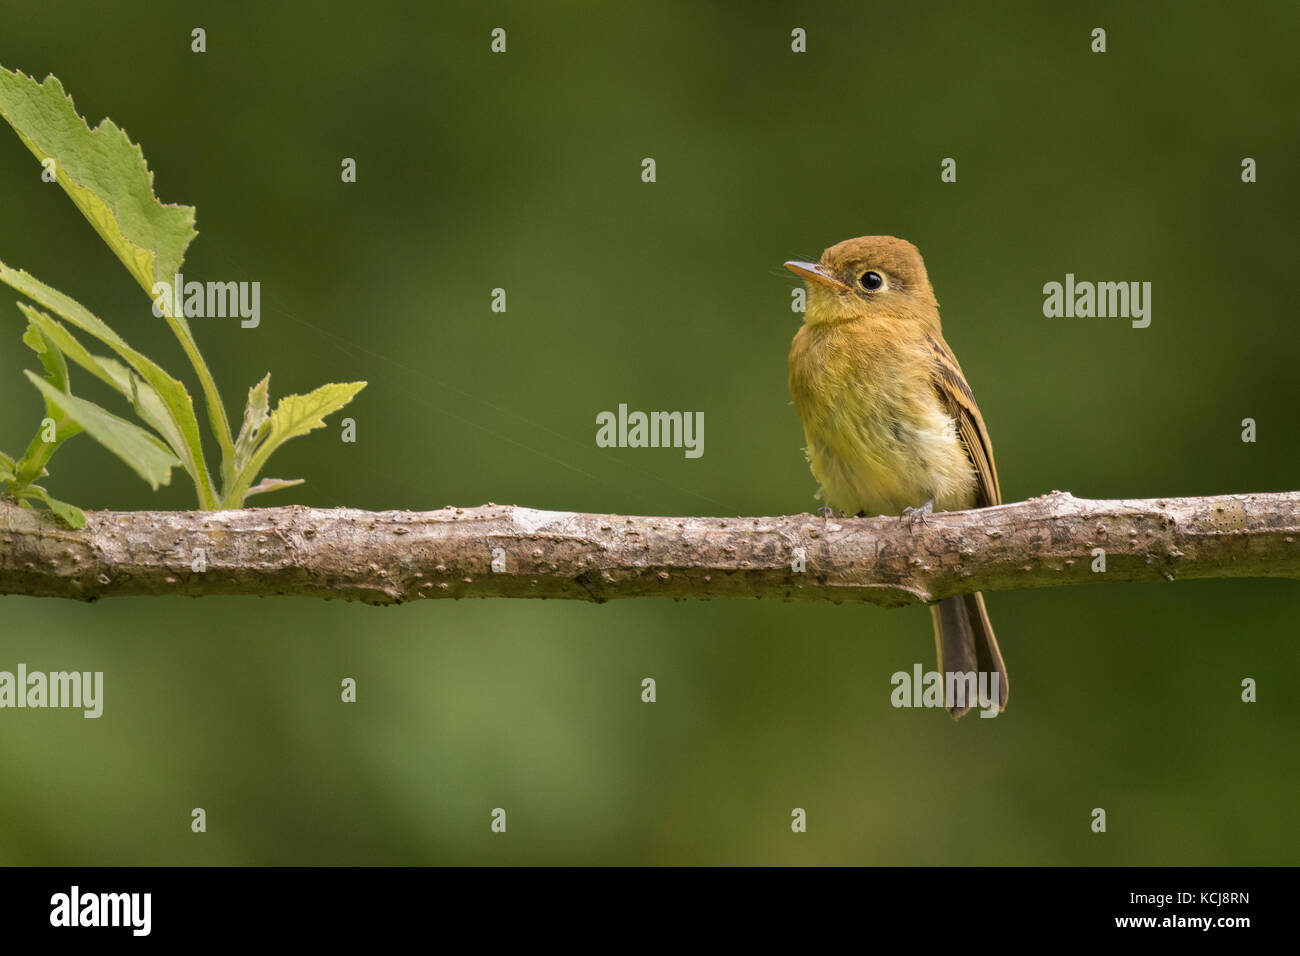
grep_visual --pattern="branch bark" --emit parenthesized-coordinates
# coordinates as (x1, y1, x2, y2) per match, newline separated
(1, 491, 1296, 605)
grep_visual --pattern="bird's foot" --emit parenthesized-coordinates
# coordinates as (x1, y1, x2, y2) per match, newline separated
(900, 498, 934, 532)
(816, 506, 842, 519)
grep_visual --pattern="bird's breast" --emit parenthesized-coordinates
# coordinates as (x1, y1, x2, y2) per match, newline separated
(788, 322, 975, 516)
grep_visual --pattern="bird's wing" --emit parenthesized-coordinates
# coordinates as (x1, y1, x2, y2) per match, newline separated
(927, 333, 1000, 507)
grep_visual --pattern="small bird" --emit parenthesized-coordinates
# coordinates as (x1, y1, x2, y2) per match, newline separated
(786, 236, 1007, 718)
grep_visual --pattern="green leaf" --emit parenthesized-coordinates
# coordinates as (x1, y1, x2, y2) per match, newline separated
(19, 303, 117, 391)
(224, 381, 365, 506)
(233, 373, 271, 474)
(0, 68, 233, 497)
(13, 313, 80, 489)
(21, 485, 86, 528)
(105, 357, 195, 476)
(266, 382, 366, 446)
(17, 304, 198, 484)
(0, 67, 196, 296)
(243, 477, 306, 499)
(26, 371, 179, 489)
(21, 318, 70, 391)
(1, 265, 215, 506)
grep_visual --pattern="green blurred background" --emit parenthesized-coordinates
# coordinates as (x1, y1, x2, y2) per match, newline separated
(1, 1, 1296, 864)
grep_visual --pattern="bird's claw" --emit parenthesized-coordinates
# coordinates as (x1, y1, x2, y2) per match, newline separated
(900, 499, 934, 532)
(816, 506, 841, 519)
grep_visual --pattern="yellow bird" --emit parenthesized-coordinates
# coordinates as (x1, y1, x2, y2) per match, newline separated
(786, 236, 1007, 718)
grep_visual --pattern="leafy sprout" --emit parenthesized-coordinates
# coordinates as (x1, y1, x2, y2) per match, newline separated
(0, 67, 364, 527)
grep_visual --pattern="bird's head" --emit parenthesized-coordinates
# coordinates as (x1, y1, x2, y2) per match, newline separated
(785, 235, 939, 327)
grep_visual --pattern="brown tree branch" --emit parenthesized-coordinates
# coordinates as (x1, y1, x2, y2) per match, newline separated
(0, 491, 1296, 605)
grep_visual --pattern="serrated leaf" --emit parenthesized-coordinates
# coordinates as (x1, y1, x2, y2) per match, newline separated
(0, 67, 196, 296)
(243, 477, 305, 499)
(224, 381, 365, 506)
(267, 382, 366, 446)
(1, 264, 215, 505)
(4, 261, 157, 360)
(21, 485, 86, 528)
(26, 372, 179, 489)
(234, 373, 271, 473)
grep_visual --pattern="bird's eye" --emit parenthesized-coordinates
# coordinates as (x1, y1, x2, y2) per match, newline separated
(860, 271, 884, 291)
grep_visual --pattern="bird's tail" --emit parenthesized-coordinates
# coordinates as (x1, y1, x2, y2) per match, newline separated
(931, 592, 1008, 719)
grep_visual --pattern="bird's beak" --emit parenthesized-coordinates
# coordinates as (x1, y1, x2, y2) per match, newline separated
(784, 260, 850, 292)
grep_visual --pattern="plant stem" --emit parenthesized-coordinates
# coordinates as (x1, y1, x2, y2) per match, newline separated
(160, 308, 234, 506)
(9, 413, 81, 494)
